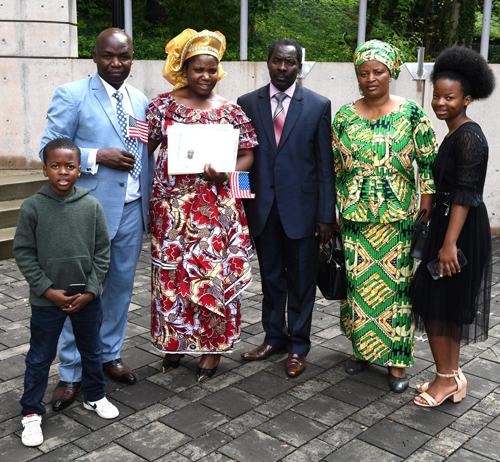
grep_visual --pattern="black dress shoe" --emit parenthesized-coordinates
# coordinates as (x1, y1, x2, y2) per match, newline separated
(345, 357, 369, 374)
(103, 358, 137, 384)
(388, 369, 409, 393)
(52, 381, 81, 412)
(162, 354, 184, 373)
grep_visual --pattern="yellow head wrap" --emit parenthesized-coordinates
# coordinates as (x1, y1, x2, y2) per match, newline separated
(162, 29, 227, 90)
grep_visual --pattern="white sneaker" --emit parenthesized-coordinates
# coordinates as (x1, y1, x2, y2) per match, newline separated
(83, 396, 119, 419)
(21, 414, 43, 447)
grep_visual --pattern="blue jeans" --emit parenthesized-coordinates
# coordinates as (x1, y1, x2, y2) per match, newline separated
(20, 296, 105, 416)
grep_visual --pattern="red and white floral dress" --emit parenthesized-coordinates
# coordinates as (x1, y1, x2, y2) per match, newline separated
(147, 93, 258, 354)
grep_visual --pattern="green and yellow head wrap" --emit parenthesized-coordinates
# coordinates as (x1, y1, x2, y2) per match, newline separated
(353, 40, 406, 79)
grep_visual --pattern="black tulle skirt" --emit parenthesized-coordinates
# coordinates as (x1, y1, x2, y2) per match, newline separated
(412, 194, 491, 344)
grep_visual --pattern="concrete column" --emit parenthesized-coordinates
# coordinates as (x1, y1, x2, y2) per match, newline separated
(0, 0, 78, 58)
(0, 1, 78, 168)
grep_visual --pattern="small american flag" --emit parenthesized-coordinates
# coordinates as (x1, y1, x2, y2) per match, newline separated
(127, 115, 148, 144)
(230, 172, 255, 199)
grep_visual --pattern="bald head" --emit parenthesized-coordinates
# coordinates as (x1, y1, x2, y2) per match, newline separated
(93, 28, 134, 90)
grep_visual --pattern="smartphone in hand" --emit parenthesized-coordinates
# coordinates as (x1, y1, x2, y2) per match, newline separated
(427, 249, 468, 280)
(64, 284, 86, 296)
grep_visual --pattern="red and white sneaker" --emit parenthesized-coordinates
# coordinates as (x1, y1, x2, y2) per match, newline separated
(21, 414, 43, 446)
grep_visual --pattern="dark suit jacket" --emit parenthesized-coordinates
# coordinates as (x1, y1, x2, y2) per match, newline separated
(237, 84, 336, 239)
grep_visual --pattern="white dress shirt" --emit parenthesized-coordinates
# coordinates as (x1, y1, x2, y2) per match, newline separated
(269, 82, 296, 117)
(86, 76, 141, 203)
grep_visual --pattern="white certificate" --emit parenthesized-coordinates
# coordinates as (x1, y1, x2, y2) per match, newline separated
(168, 124, 239, 175)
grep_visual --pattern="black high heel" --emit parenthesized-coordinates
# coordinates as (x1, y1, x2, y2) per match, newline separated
(162, 354, 183, 373)
(196, 355, 220, 382)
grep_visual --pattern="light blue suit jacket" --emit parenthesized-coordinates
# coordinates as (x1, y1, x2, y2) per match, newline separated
(40, 74, 154, 239)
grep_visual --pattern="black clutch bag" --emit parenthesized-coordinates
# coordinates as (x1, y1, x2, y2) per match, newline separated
(317, 231, 347, 300)
(409, 209, 429, 260)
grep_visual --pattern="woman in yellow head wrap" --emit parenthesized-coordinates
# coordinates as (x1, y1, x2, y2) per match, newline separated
(147, 29, 258, 382)
(332, 40, 438, 392)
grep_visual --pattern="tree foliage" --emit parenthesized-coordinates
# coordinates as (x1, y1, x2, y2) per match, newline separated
(76, 0, 500, 62)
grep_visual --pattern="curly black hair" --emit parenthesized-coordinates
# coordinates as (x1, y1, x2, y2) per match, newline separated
(431, 46, 496, 100)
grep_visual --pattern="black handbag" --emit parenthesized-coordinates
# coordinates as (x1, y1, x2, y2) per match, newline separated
(317, 231, 347, 300)
(410, 150, 450, 260)
(409, 208, 429, 260)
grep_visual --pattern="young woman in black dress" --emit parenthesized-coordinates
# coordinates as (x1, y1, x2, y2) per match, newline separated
(413, 46, 496, 407)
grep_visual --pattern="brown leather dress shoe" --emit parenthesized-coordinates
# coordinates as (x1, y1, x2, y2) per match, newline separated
(103, 359, 137, 384)
(286, 354, 306, 377)
(241, 343, 285, 361)
(52, 381, 81, 412)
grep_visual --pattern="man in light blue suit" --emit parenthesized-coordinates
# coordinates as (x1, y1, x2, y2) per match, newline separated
(39, 28, 154, 411)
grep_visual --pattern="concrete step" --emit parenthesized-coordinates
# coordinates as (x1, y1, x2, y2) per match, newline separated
(0, 171, 47, 201)
(0, 199, 25, 229)
(0, 227, 15, 260)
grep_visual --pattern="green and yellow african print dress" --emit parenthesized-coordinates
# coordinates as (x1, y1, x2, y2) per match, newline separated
(332, 99, 437, 367)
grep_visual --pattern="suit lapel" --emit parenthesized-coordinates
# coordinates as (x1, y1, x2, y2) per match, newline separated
(91, 74, 126, 149)
(278, 84, 304, 150)
(127, 87, 147, 153)
(257, 85, 277, 153)
(127, 87, 146, 124)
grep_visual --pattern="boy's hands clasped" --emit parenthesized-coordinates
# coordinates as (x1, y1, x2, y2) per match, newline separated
(43, 288, 95, 313)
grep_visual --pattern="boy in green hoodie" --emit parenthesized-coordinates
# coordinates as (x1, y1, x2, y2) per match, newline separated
(13, 138, 119, 447)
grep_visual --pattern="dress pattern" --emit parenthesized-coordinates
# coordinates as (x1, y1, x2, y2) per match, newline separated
(333, 99, 437, 367)
(340, 218, 415, 366)
(333, 100, 436, 223)
(148, 93, 258, 353)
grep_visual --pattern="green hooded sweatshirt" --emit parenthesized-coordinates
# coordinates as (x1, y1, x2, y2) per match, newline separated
(13, 186, 110, 306)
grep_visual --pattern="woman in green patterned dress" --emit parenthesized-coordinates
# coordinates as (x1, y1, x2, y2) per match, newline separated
(332, 40, 438, 392)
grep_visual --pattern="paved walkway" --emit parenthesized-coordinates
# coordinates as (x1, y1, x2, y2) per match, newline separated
(1, 237, 500, 462)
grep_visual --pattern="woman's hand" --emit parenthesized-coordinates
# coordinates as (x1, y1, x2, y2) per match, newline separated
(437, 243, 460, 277)
(203, 163, 228, 183)
(437, 204, 469, 277)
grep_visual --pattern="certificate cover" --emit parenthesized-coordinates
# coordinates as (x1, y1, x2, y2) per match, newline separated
(168, 124, 239, 175)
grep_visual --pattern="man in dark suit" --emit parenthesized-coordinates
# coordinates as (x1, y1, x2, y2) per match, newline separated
(40, 28, 155, 409)
(237, 39, 336, 377)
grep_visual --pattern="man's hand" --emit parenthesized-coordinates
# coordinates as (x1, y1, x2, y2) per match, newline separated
(315, 222, 334, 245)
(62, 292, 95, 313)
(97, 148, 136, 171)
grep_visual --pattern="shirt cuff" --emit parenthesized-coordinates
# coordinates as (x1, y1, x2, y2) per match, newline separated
(86, 149, 99, 174)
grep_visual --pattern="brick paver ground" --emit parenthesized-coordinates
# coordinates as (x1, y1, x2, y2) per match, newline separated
(1, 237, 500, 461)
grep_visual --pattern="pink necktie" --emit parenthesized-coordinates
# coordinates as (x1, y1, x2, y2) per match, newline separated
(273, 93, 287, 147)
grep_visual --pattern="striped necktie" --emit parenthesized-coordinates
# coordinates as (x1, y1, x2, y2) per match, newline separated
(112, 91, 142, 179)
(273, 92, 287, 147)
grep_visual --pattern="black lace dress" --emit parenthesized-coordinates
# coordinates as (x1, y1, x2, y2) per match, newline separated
(413, 122, 491, 343)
